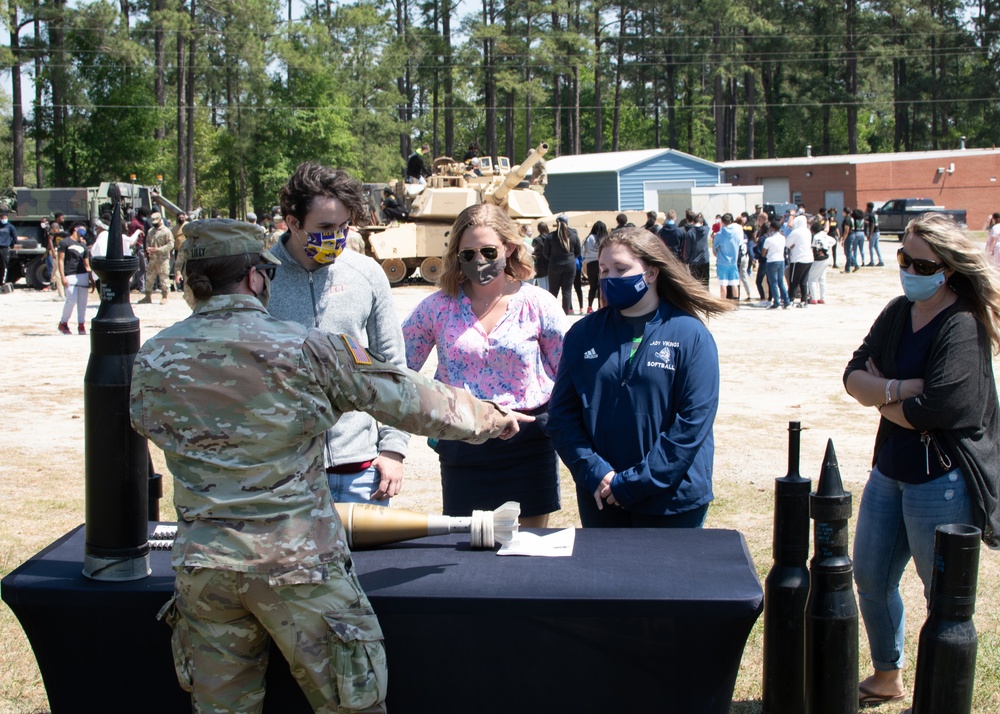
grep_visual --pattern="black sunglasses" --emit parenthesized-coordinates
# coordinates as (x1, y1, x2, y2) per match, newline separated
(458, 246, 500, 263)
(896, 248, 944, 276)
(253, 263, 277, 281)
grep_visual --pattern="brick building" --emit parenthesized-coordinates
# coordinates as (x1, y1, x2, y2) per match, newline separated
(721, 147, 1000, 230)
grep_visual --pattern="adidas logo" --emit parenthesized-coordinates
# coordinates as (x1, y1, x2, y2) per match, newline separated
(583, 348, 598, 359)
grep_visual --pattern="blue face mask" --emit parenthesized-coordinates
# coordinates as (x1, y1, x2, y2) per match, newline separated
(899, 268, 947, 302)
(600, 272, 649, 310)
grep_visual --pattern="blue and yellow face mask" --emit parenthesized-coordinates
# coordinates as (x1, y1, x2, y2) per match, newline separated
(303, 228, 348, 265)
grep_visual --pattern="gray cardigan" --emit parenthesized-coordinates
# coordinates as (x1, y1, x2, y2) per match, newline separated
(844, 295, 1000, 547)
(268, 237, 410, 467)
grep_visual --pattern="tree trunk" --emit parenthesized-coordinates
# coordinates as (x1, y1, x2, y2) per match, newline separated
(9, 5, 24, 186)
(666, 51, 676, 150)
(745, 66, 755, 160)
(712, 21, 724, 162)
(154, 0, 166, 141)
(443, 0, 453, 157)
(34, 11, 43, 187)
(845, 0, 858, 153)
(177, 13, 187, 208)
(612, 5, 625, 152)
(50, 0, 69, 186)
(396, 0, 409, 164)
(186, 0, 197, 208)
(593, 7, 602, 153)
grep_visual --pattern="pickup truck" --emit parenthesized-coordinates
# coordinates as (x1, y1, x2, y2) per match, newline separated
(874, 198, 967, 237)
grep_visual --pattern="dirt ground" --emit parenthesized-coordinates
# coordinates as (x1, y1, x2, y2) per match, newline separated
(2, 253, 999, 712)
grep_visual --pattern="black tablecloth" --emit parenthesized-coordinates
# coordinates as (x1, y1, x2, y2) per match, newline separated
(2, 525, 762, 713)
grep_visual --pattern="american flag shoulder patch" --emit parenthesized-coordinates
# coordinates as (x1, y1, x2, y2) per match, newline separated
(340, 334, 372, 366)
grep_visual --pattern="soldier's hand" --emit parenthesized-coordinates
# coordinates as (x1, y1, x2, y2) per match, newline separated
(497, 411, 534, 440)
(371, 451, 403, 500)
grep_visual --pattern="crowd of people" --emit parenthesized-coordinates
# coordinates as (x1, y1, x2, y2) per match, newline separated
(13, 157, 998, 711)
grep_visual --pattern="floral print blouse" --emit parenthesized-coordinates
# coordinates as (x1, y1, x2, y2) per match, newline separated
(402, 283, 567, 409)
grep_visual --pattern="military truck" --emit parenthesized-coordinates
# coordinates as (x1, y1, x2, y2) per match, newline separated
(1, 183, 187, 288)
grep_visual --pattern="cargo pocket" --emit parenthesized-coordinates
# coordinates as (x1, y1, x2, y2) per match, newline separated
(157, 596, 193, 693)
(322, 608, 388, 711)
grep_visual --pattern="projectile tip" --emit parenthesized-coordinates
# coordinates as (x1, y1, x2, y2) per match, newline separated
(817, 439, 845, 496)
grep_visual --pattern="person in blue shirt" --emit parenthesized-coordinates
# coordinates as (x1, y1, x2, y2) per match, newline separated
(548, 226, 732, 527)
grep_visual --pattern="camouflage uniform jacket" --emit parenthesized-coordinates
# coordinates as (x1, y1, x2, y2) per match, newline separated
(146, 224, 174, 261)
(129, 293, 511, 574)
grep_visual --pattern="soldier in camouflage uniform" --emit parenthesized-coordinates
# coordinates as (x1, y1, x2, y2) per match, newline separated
(129, 218, 527, 714)
(138, 211, 174, 303)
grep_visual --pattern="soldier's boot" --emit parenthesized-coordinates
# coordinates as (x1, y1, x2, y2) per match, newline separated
(137, 293, 153, 304)
(160, 291, 169, 304)
(58, 322, 71, 335)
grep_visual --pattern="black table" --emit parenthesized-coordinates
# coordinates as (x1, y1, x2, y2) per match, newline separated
(2, 525, 762, 713)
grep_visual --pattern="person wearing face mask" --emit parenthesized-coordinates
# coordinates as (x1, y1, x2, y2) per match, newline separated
(547, 227, 732, 528)
(844, 213, 1000, 706)
(138, 211, 174, 304)
(268, 162, 412, 508)
(131, 218, 530, 714)
(402, 203, 567, 527)
(56, 223, 91, 334)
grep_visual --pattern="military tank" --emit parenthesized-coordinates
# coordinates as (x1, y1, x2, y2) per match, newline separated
(363, 143, 553, 284)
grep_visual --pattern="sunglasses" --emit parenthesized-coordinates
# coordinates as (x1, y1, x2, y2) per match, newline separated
(458, 246, 500, 263)
(253, 263, 277, 281)
(896, 248, 944, 276)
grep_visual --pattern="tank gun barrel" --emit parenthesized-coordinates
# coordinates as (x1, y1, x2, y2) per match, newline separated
(492, 142, 548, 203)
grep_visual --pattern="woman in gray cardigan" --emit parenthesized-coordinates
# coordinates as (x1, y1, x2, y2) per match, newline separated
(844, 213, 1000, 705)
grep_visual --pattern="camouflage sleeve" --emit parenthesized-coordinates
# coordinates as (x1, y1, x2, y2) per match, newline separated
(302, 330, 510, 444)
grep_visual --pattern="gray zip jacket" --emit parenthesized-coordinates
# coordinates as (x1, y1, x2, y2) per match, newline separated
(268, 236, 410, 466)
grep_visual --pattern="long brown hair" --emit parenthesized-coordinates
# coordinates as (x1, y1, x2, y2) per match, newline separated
(599, 227, 732, 323)
(904, 213, 1000, 353)
(438, 204, 535, 297)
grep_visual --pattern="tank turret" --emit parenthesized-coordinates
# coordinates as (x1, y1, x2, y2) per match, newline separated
(361, 143, 554, 285)
(487, 143, 550, 207)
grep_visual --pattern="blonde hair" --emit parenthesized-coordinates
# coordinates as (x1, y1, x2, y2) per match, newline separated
(904, 213, 1000, 353)
(599, 227, 733, 323)
(438, 204, 535, 297)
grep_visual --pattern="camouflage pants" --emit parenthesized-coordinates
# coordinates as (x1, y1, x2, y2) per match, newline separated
(147, 256, 170, 296)
(159, 559, 388, 714)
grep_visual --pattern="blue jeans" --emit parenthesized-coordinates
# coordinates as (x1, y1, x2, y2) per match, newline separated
(765, 260, 789, 305)
(853, 465, 973, 671)
(853, 231, 866, 266)
(868, 231, 883, 265)
(843, 232, 857, 269)
(327, 464, 388, 506)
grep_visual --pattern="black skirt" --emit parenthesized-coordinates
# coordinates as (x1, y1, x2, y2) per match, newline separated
(435, 407, 560, 518)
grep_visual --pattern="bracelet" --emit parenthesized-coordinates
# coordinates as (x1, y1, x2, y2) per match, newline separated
(897, 379, 902, 402)
(885, 379, 895, 405)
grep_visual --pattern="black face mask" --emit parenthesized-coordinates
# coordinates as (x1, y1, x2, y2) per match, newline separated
(460, 254, 506, 286)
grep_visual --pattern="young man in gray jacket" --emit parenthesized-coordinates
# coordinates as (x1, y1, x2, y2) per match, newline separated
(268, 163, 410, 504)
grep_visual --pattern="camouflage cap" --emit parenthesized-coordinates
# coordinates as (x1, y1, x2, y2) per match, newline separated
(181, 218, 279, 265)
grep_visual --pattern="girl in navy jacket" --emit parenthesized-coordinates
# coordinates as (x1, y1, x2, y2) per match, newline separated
(548, 227, 732, 527)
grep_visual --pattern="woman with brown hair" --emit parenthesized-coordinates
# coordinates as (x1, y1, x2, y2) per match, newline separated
(548, 227, 732, 527)
(844, 213, 1000, 704)
(402, 203, 568, 527)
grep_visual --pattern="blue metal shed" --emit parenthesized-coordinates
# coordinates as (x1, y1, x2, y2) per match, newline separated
(545, 149, 721, 212)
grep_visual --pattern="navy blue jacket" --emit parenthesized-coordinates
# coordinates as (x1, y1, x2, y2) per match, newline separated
(548, 300, 719, 516)
(657, 222, 685, 258)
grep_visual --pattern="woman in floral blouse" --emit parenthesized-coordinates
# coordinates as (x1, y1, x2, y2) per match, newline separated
(402, 204, 567, 527)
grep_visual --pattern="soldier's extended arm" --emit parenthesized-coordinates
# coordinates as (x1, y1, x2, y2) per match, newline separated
(305, 331, 528, 444)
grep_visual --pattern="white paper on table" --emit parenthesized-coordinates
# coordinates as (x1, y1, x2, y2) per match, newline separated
(497, 527, 576, 557)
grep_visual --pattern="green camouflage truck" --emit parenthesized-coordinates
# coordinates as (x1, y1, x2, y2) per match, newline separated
(1, 183, 185, 288)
